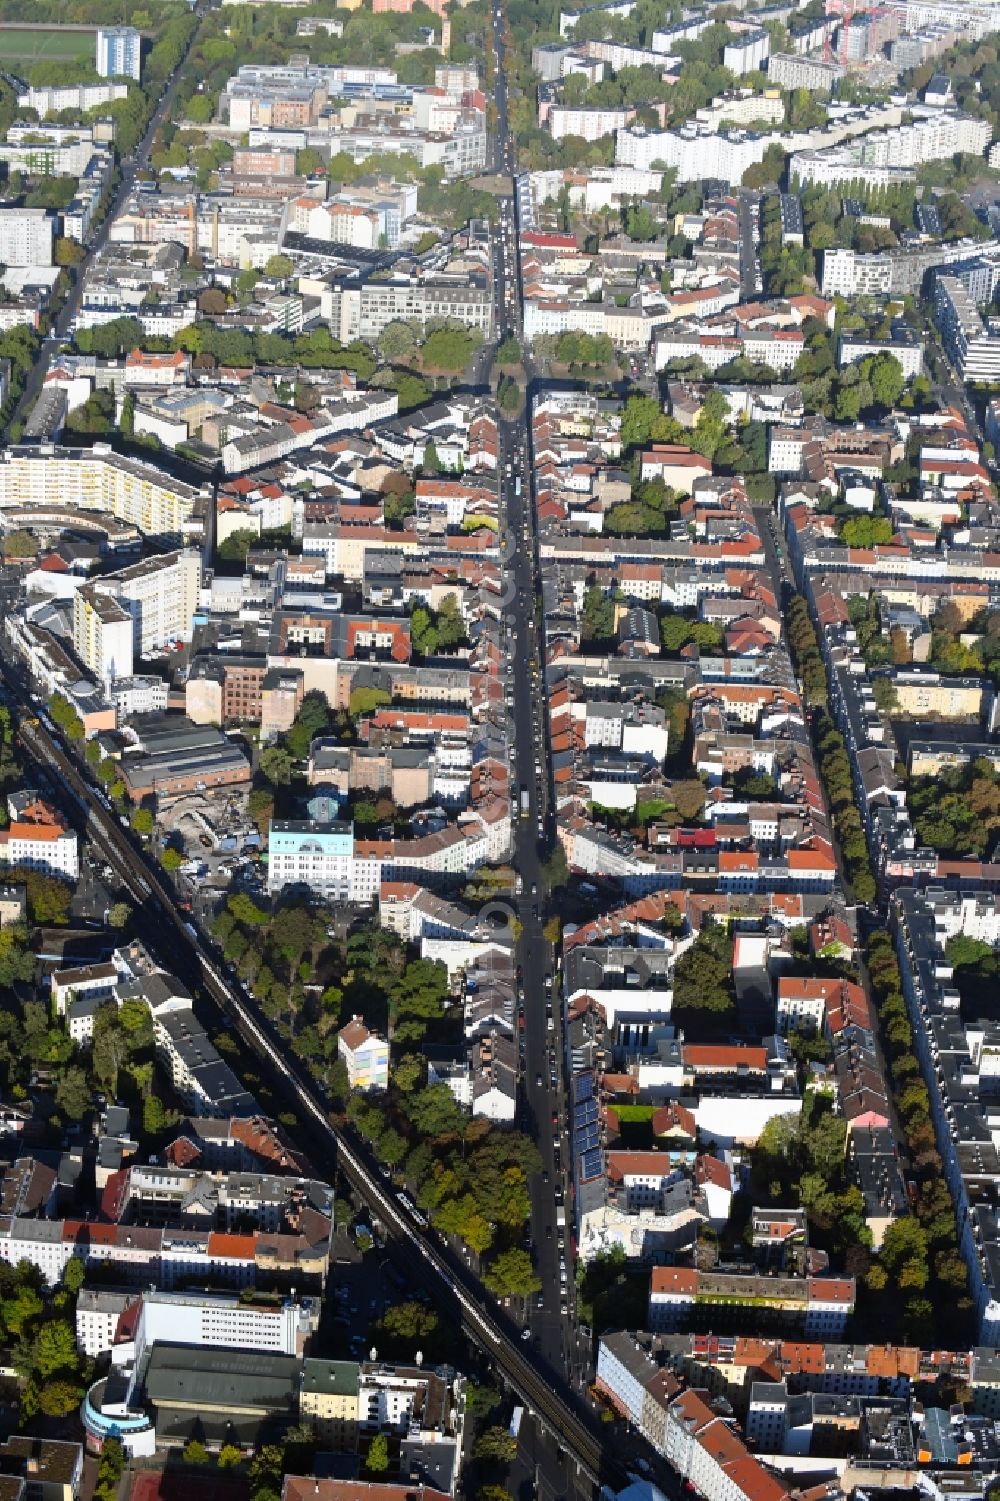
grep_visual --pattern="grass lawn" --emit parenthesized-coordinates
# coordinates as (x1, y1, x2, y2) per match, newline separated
(0, 26, 95, 62)
(612, 1104, 656, 1124)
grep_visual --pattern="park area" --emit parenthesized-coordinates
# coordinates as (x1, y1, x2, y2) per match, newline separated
(0, 24, 95, 63)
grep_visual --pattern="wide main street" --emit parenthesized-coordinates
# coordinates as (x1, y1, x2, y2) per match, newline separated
(486, 0, 595, 1385)
(0, 7, 624, 1491)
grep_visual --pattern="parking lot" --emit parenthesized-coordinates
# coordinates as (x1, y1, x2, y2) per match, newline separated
(322, 1225, 436, 1361)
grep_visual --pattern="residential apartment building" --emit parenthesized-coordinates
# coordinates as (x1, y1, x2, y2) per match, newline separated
(0, 1437, 82, 1501)
(109, 676, 169, 725)
(766, 53, 845, 90)
(96, 26, 141, 79)
(616, 125, 768, 185)
(0, 446, 208, 547)
(231, 146, 298, 177)
(72, 586, 134, 684)
(0, 1216, 329, 1291)
(791, 109, 991, 187)
(299, 1358, 465, 1455)
(0, 131, 98, 180)
(0, 798, 78, 881)
(724, 29, 770, 73)
(84, 550, 202, 660)
(337, 1017, 390, 1092)
(17, 82, 128, 113)
(0, 210, 53, 268)
(187, 656, 267, 728)
(547, 105, 635, 140)
(645, 1266, 846, 1338)
(325, 281, 493, 344)
(695, 90, 784, 132)
(838, 332, 924, 379)
(153, 1006, 258, 1119)
(820, 235, 988, 296)
(934, 272, 1000, 384)
(595, 1337, 780, 1501)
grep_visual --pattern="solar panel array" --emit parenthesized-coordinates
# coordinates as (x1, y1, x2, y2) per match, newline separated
(580, 1147, 603, 1182)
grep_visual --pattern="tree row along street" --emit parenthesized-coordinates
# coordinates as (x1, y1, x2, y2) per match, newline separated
(0, 311, 621, 1496)
(0, 1, 632, 1486)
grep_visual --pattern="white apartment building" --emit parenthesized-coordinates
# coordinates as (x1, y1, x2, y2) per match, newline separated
(409, 92, 472, 136)
(790, 149, 910, 189)
(133, 406, 188, 451)
(548, 106, 634, 141)
(695, 90, 784, 133)
(17, 82, 127, 113)
(0, 798, 78, 881)
(86, 550, 202, 659)
(767, 53, 845, 90)
(51, 961, 118, 1020)
(0, 136, 97, 179)
(0, 210, 53, 268)
(616, 125, 767, 185)
(523, 299, 609, 340)
(560, 0, 635, 35)
(838, 333, 923, 379)
(654, 326, 803, 373)
(73, 585, 134, 684)
(130, 1289, 314, 1359)
(792, 109, 991, 187)
(769, 426, 815, 474)
(328, 117, 488, 179)
(724, 29, 770, 74)
(583, 702, 671, 763)
(435, 64, 479, 93)
(583, 165, 665, 209)
(358, 1364, 450, 1431)
(76, 1289, 133, 1358)
(820, 236, 990, 296)
(288, 197, 389, 250)
(821, 247, 891, 297)
(935, 273, 1000, 384)
(96, 26, 141, 80)
(899, 0, 1000, 37)
(326, 280, 493, 344)
(583, 39, 664, 68)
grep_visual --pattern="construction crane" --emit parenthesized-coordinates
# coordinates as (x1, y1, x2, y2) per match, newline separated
(822, 0, 857, 65)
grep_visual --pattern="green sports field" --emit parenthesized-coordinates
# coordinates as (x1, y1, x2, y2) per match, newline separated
(0, 26, 96, 63)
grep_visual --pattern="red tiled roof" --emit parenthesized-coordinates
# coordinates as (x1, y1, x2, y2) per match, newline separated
(650, 1265, 699, 1296)
(684, 1045, 768, 1070)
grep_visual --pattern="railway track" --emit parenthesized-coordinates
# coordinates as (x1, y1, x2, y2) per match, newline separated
(15, 704, 615, 1491)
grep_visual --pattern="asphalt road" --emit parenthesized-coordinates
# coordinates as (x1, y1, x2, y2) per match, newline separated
(487, 6, 598, 1495)
(752, 502, 793, 603)
(737, 190, 760, 301)
(12, 14, 204, 428)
